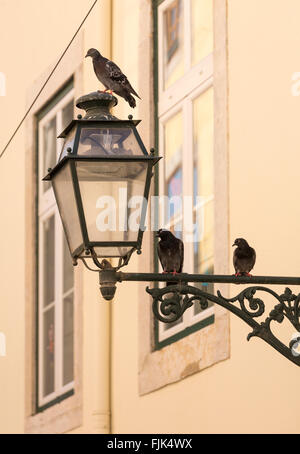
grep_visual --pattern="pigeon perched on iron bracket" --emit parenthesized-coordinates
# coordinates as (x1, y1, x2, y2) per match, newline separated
(232, 238, 256, 276)
(156, 229, 184, 286)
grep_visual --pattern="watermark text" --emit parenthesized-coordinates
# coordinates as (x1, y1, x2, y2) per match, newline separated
(0, 72, 5, 96)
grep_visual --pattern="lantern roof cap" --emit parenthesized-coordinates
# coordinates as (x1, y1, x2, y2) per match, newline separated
(58, 91, 141, 138)
(76, 91, 118, 120)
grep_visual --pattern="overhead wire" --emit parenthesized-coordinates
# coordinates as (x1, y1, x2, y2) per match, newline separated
(0, 0, 98, 160)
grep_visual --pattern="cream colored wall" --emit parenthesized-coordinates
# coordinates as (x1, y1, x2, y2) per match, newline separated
(109, 0, 300, 434)
(227, 0, 300, 432)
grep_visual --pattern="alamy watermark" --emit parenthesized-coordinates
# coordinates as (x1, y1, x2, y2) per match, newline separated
(0, 332, 6, 357)
(95, 192, 213, 242)
(0, 72, 5, 97)
(291, 72, 300, 96)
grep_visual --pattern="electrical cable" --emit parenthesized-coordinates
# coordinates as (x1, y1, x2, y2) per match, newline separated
(0, 0, 98, 160)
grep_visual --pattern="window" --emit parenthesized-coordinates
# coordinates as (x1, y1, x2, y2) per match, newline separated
(37, 84, 75, 408)
(165, 0, 181, 64)
(156, 0, 214, 346)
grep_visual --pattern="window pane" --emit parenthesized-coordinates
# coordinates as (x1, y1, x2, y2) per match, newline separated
(43, 215, 55, 307)
(63, 292, 74, 385)
(193, 88, 214, 313)
(43, 307, 55, 397)
(62, 100, 74, 130)
(63, 234, 74, 293)
(163, 0, 184, 89)
(43, 116, 57, 192)
(191, 0, 213, 66)
(193, 279, 214, 315)
(161, 108, 183, 335)
(164, 110, 183, 229)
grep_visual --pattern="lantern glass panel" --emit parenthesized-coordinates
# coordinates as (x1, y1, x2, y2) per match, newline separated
(93, 246, 134, 258)
(77, 126, 145, 156)
(52, 161, 83, 254)
(75, 160, 148, 245)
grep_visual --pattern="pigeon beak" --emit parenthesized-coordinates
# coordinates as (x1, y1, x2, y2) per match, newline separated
(85, 53, 89, 58)
(232, 242, 236, 247)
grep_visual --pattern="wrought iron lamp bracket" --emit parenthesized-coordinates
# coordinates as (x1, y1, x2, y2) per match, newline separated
(97, 270, 300, 366)
(76, 262, 300, 366)
(146, 282, 300, 367)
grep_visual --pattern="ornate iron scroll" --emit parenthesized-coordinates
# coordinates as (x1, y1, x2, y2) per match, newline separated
(146, 284, 300, 366)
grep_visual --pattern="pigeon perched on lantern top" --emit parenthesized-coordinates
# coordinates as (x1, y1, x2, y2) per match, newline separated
(85, 48, 141, 108)
(156, 229, 184, 286)
(232, 238, 256, 277)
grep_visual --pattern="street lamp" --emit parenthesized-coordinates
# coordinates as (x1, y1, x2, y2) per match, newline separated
(44, 92, 160, 272)
(43, 91, 300, 368)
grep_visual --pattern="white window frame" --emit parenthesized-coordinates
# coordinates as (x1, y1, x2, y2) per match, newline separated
(38, 88, 75, 407)
(157, 0, 214, 343)
(158, 0, 213, 116)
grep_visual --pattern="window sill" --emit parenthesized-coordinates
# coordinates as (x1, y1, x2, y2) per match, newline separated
(36, 388, 74, 413)
(25, 393, 82, 434)
(139, 300, 229, 395)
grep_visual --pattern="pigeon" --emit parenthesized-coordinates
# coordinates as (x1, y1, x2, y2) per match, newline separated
(232, 238, 256, 276)
(85, 48, 141, 108)
(156, 229, 184, 286)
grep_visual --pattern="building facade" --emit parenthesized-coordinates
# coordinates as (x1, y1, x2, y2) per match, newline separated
(0, 0, 299, 433)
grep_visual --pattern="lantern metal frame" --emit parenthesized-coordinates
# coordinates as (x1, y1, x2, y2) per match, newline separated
(43, 92, 161, 267)
(43, 155, 159, 265)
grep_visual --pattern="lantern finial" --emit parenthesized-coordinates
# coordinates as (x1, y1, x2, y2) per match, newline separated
(76, 91, 118, 121)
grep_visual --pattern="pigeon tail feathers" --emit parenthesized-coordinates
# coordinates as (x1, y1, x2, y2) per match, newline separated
(126, 94, 137, 108)
(130, 87, 141, 100)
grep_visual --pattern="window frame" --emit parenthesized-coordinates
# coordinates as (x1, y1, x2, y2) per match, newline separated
(155, 0, 214, 346)
(37, 85, 75, 410)
(158, 0, 213, 116)
(138, 0, 229, 397)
